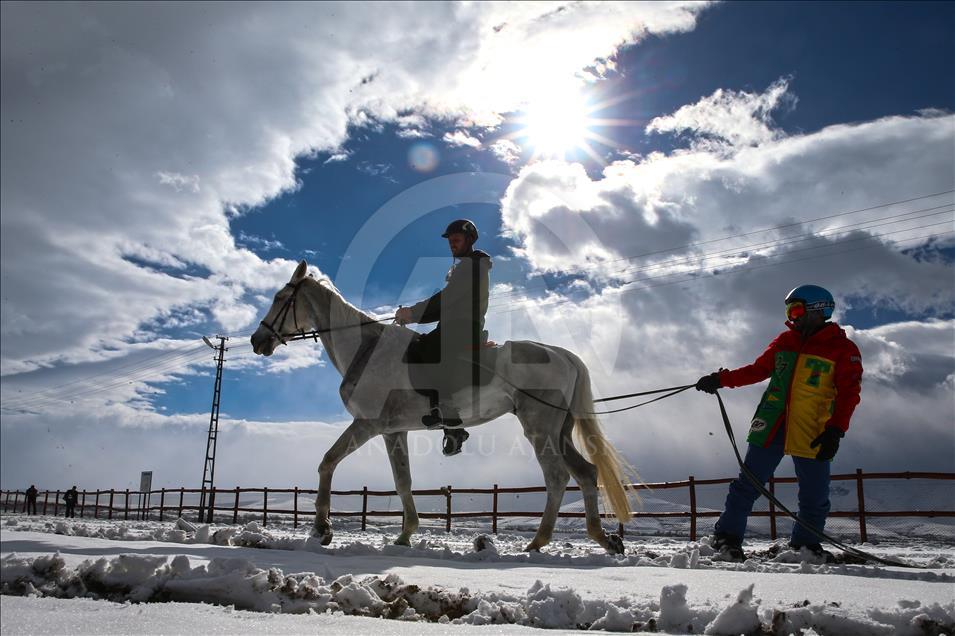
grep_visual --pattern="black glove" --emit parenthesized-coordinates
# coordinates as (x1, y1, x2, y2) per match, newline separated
(695, 371, 722, 394)
(810, 426, 844, 461)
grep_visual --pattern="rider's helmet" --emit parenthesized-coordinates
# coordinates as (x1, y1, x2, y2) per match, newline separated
(441, 219, 479, 243)
(785, 284, 835, 320)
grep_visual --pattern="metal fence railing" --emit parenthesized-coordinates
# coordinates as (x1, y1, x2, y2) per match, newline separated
(2, 470, 952, 543)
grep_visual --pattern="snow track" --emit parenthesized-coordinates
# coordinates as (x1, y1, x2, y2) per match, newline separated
(1, 515, 953, 634)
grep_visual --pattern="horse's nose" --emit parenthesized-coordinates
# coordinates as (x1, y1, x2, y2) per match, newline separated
(250, 331, 263, 354)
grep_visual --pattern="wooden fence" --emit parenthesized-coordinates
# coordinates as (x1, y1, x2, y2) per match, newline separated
(2, 470, 952, 542)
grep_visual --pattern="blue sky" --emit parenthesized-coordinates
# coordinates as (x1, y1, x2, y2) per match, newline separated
(1, 1, 953, 491)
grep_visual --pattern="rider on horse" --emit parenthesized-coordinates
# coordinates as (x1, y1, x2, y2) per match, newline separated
(395, 219, 492, 455)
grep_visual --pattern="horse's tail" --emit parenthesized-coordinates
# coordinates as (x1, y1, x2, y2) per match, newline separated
(565, 350, 636, 524)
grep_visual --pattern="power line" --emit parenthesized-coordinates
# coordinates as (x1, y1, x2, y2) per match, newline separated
(486, 202, 954, 303)
(385, 189, 954, 308)
(6, 190, 951, 409)
(582, 188, 954, 269)
(2, 342, 268, 412)
(0, 341, 204, 404)
(2, 348, 212, 411)
(487, 211, 954, 310)
(486, 226, 954, 317)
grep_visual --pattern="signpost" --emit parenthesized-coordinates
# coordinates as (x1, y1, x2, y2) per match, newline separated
(139, 471, 152, 520)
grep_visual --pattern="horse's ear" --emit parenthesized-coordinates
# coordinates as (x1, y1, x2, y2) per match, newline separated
(292, 259, 308, 282)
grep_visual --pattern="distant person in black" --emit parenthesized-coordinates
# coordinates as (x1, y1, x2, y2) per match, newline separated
(62, 486, 78, 518)
(25, 485, 38, 515)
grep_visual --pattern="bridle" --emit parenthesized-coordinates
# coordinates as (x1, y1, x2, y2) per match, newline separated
(258, 278, 396, 346)
(258, 279, 306, 346)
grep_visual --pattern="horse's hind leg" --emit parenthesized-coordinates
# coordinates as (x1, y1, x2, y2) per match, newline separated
(383, 431, 419, 546)
(314, 419, 377, 545)
(518, 407, 570, 552)
(561, 414, 624, 555)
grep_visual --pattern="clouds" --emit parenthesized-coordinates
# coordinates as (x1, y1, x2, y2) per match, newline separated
(646, 78, 795, 149)
(500, 106, 954, 319)
(489, 82, 954, 480)
(0, 1, 708, 379)
(500, 160, 699, 273)
(443, 131, 483, 149)
(2, 4, 951, 493)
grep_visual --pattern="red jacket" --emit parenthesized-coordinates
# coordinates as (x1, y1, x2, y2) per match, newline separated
(719, 323, 863, 457)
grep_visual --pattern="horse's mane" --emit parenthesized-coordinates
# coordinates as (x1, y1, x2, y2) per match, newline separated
(309, 273, 388, 335)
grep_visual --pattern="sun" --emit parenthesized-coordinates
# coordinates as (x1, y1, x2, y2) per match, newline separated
(505, 84, 634, 164)
(522, 91, 592, 157)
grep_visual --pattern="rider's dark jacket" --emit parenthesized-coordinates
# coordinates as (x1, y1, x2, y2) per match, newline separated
(408, 249, 492, 359)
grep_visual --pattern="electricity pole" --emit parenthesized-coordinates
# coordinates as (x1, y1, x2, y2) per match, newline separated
(198, 335, 228, 523)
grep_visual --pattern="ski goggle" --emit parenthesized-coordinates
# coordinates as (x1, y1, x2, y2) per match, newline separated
(786, 301, 806, 321)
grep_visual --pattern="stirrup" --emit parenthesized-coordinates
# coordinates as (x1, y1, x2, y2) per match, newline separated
(421, 405, 462, 429)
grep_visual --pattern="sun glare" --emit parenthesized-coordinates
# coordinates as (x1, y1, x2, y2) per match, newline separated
(522, 92, 591, 157)
(505, 84, 637, 164)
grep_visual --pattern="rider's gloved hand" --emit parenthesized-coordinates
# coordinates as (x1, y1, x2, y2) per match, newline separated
(695, 371, 722, 394)
(810, 426, 844, 461)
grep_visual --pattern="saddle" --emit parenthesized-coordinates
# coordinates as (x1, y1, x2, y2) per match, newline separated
(403, 331, 499, 395)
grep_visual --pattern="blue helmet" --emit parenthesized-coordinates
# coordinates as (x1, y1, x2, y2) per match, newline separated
(785, 285, 835, 319)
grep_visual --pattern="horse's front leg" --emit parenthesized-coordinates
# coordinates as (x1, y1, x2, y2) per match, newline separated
(384, 431, 419, 545)
(314, 419, 378, 545)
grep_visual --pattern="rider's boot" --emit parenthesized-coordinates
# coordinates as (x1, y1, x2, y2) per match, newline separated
(442, 428, 469, 456)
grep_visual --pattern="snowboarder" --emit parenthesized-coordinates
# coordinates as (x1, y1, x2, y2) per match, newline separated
(62, 486, 79, 518)
(24, 485, 38, 515)
(695, 285, 863, 562)
(396, 219, 492, 456)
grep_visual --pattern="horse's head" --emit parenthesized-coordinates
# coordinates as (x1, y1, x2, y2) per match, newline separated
(251, 259, 313, 356)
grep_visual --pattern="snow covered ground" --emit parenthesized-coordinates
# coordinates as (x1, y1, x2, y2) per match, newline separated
(1, 514, 953, 634)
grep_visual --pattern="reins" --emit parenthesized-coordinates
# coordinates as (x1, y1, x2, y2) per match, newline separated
(461, 356, 918, 568)
(259, 279, 394, 344)
(267, 304, 919, 568)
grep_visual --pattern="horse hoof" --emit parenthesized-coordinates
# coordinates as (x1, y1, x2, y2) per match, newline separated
(311, 525, 333, 545)
(523, 543, 541, 553)
(605, 533, 625, 555)
(393, 534, 411, 547)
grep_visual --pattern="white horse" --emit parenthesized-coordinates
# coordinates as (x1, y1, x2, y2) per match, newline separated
(250, 260, 633, 553)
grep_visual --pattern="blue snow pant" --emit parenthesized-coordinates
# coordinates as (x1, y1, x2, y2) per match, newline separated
(714, 428, 831, 546)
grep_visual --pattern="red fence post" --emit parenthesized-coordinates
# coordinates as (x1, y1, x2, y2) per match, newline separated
(80, 490, 86, 518)
(769, 476, 777, 540)
(262, 488, 268, 526)
(108, 490, 115, 520)
(856, 468, 868, 543)
(124, 489, 130, 520)
(492, 484, 499, 534)
(93, 490, 100, 518)
(445, 485, 452, 533)
(42, 491, 49, 516)
(361, 486, 368, 531)
(293, 487, 299, 528)
(178, 488, 184, 519)
(12, 491, 20, 514)
(53, 490, 60, 516)
(233, 488, 240, 525)
(159, 489, 166, 522)
(688, 476, 697, 542)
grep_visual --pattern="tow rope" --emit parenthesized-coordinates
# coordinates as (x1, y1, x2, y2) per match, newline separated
(286, 332, 920, 568)
(487, 369, 919, 568)
(712, 391, 918, 568)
